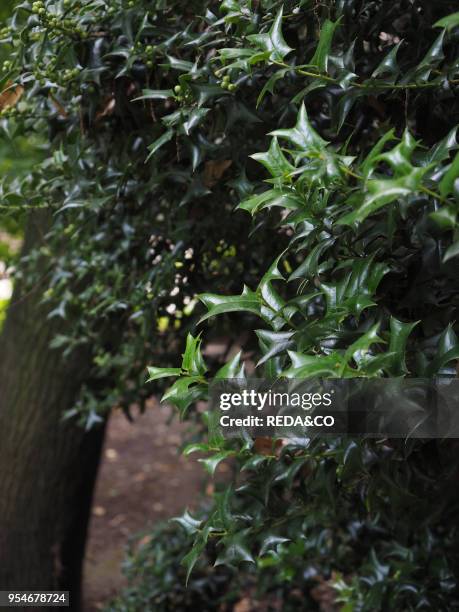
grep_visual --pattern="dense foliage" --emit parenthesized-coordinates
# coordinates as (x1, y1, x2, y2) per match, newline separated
(0, 0, 278, 424)
(146, 1, 459, 609)
(2, 0, 459, 609)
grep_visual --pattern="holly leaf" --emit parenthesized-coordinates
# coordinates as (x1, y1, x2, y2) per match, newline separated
(310, 19, 340, 72)
(247, 8, 293, 62)
(173, 510, 202, 535)
(198, 286, 261, 323)
(434, 12, 459, 29)
(146, 366, 182, 382)
(338, 167, 429, 225)
(251, 137, 295, 178)
(181, 333, 207, 376)
(270, 103, 327, 151)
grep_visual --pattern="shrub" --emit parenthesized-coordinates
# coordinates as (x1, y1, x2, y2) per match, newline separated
(146, 1, 459, 609)
(3, 0, 459, 608)
(1, 0, 278, 424)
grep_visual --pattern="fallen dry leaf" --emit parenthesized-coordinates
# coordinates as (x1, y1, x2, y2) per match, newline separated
(95, 97, 116, 121)
(310, 573, 340, 612)
(49, 93, 68, 118)
(254, 437, 283, 456)
(203, 159, 232, 188)
(0, 81, 24, 111)
(234, 598, 253, 612)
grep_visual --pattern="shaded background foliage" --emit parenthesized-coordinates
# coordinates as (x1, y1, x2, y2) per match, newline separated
(1, 0, 459, 610)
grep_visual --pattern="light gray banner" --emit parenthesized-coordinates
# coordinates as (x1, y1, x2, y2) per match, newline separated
(209, 378, 459, 439)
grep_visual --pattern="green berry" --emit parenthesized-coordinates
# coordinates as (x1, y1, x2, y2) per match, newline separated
(228, 83, 237, 92)
(174, 85, 181, 94)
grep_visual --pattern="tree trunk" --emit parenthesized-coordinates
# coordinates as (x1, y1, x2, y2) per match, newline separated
(0, 213, 106, 611)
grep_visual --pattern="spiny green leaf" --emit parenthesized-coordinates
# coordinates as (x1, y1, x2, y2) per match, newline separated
(434, 12, 459, 29)
(182, 538, 206, 585)
(173, 510, 202, 535)
(251, 137, 295, 178)
(247, 8, 293, 63)
(372, 41, 403, 78)
(388, 318, 419, 375)
(198, 286, 261, 323)
(161, 376, 206, 415)
(430, 208, 456, 230)
(215, 351, 245, 379)
(134, 88, 174, 101)
(270, 103, 327, 151)
(284, 352, 343, 378)
(439, 151, 459, 198)
(146, 129, 174, 161)
(343, 324, 382, 368)
(259, 535, 290, 556)
(215, 532, 255, 566)
(199, 450, 234, 476)
(361, 129, 397, 178)
(237, 189, 303, 215)
(146, 366, 182, 382)
(375, 130, 418, 176)
(443, 240, 459, 262)
(256, 329, 295, 366)
(427, 346, 459, 376)
(338, 167, 429, 225)
(181, 333, 207, 376)
(310, 19, 340, 72)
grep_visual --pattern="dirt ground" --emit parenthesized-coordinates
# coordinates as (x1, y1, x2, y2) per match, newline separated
(83, 399, 206, 611)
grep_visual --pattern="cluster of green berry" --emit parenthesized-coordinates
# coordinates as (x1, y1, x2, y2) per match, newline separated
(133, 41, 157, 68)
(62, 67, 80, 82)
(173, 84, 193, 103)
(30, 55, 80, 88)
(31, 1, 88, 39)
(218, 73, 237, 92)
(0, 26, 11, 39)
(0, 105, 25, 119)
(2, 60, 13, 73)
(31, 1, 46, 15)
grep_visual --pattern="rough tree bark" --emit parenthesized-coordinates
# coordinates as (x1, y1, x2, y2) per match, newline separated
(0, 212, 106, 611)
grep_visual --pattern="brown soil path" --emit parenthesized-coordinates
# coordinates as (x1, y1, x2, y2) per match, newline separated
(83, 399, 205, 611)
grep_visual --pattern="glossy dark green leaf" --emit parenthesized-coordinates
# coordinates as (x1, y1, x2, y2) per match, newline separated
(173, 510, 202, 535)
(388, 318, 419, 375)
(198, 286, 261, 323)
(247, 8, 293, 63)
(310, 19, 340, 72)
(434, 12, 459, 29)
(439, 151, 459, 197)
(270, 104, 327, 151)
(251, 138, 295, 178)
(199, 450, 234, 476)
(146, 366, 181, 382)
(338, 168, 428, 225)
(181, 333, 207, 375)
